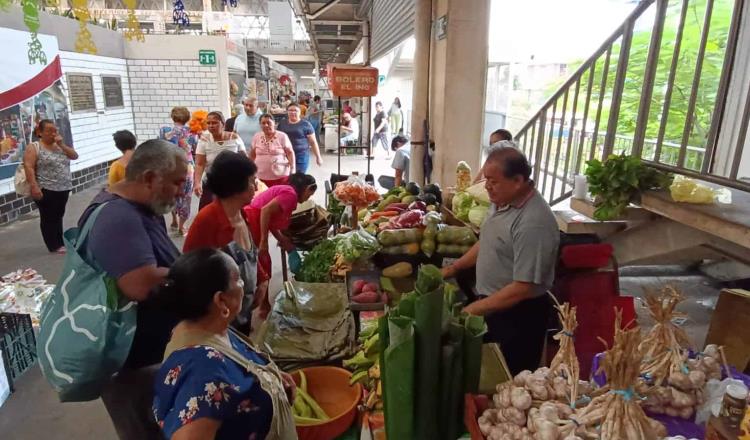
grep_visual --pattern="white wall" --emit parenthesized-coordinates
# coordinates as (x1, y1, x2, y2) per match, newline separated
(128, 59, 221, 141)
(125, 35, 230, 129)
(0, 51, 135, 197)
(60, 52, 136, 172)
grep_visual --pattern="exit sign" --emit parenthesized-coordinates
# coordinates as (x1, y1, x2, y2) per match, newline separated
(198, 50, 216, 65)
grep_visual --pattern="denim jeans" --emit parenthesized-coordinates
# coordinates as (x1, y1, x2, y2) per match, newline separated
(295, 150, 310, 173)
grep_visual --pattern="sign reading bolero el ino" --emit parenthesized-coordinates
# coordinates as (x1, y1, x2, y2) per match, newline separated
(326, 64, 379, 98)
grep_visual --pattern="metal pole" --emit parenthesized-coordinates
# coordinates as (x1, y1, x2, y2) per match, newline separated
(337, 96, 342, 175)
(677, 0, 715, 168)
(632, 0, 667, 157)
(603, 19, 635, 156)
(654, 0, 690, 164)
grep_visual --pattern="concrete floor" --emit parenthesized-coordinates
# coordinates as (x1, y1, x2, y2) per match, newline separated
(0, 150, 724, 439)
(0, 151, 392, 440)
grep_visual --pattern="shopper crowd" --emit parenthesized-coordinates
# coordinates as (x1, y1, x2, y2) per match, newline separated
(25, 92, 560, 440)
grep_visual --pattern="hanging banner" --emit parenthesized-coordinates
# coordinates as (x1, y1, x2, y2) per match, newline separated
(122, 0, 144, 42)
(70, 0, 97, 54)
(21, 0, 47, 64)
(0, 28, 72, 180)
(326, 64, 379, 98)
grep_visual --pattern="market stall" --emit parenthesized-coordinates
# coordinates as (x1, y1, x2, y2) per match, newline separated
(252, 153, 750, 440)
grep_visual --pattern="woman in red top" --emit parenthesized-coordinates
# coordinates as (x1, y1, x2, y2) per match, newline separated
(183, 151, 258, 253)
(244, 172, 317, 318)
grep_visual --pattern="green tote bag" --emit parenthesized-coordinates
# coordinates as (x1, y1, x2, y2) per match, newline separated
(37, 203, 137, 402)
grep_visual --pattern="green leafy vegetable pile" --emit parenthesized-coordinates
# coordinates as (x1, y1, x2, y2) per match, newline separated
(585, 154, 672, 220)
(296, 239, 338, 283)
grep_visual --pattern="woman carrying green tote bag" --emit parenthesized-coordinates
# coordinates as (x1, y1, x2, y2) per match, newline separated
(37, 203, 138, 402)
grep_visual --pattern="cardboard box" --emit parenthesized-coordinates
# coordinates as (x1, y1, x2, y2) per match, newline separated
(705, 289, 750, 371)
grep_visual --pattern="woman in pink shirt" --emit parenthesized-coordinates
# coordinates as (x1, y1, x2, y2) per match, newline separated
(244, 172, 317, 318)
(250, 114, 296, 187)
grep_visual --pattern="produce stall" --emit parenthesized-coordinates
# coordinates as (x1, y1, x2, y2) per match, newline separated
(258, 162, 750, 439)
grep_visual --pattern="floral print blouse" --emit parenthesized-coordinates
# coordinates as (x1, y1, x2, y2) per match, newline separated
(153, 332, 274, 439)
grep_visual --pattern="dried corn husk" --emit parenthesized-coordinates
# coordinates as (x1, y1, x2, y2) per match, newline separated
(549, 303, 581, 406)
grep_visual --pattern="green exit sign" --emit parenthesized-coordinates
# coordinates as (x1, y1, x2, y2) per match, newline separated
(198, 50, 216, 65)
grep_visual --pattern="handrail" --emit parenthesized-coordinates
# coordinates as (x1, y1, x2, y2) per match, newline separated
(515, 0, 655, 137)
(511, 0, 749, 205)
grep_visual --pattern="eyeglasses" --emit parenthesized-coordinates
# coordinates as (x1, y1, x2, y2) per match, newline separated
(308, 183, 317, 193)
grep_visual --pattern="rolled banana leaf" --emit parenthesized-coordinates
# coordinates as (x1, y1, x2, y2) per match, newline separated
(413, 286, 443, 440)
(463, 314, 488, 394)
(383, 315, 415, 440)
(439, 321, 464, 440)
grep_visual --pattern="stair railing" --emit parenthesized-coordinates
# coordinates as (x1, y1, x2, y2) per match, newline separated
(512, 0, 748, 206)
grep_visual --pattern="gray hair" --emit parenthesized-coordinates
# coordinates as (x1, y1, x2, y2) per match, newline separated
(243, 96, 258, 104)
(485, 142, 532, 181)
(125, 139, 186, 182)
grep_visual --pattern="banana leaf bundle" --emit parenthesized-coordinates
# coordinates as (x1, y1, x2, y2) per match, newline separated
(379, 265, 488, 440)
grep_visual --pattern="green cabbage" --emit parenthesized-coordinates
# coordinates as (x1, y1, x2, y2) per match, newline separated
(466, 182, 490, 205)
(452, 191, 473, 221)
(468, 203, 489, 227)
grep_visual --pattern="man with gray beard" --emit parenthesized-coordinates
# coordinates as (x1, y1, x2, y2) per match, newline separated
(77, 139, 188, 439)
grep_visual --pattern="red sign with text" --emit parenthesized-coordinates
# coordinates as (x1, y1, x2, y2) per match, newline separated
(326, 64, 379, 98)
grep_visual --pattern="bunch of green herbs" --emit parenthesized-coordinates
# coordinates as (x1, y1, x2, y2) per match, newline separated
(585, 153, 672, 220)
(296, 239, 338, 283)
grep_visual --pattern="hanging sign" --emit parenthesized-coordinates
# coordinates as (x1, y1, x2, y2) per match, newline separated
(70, 0, 97, 54)
(326, 64, 379, 98)
(198, 49, 216, 65)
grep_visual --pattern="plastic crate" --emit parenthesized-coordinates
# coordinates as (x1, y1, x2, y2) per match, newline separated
(0, 313, 37, 391)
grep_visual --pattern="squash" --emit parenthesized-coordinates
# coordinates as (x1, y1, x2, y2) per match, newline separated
(382, 262, 413, 278)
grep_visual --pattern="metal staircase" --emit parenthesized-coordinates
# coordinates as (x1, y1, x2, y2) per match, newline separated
(512, 0, 748, 207)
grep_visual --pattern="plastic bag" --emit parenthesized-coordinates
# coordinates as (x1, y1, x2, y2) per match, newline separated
(695, 378, 746, 425)
(670, 176, 732, 204)
(333, 175, 380, 207)
(258, 281, 355, 366)
(335, 228, 381, 262)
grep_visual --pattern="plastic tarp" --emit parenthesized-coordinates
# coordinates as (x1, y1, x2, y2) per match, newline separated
(258, 281, 355, 369)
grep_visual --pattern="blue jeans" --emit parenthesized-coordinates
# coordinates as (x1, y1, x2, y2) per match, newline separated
(295, 150, 310, 174)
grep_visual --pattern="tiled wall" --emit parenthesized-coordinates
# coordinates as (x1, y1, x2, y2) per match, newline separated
(0, 160, 111, 225)
(0, 51, 134, 224)
(127, 59, 221, 141)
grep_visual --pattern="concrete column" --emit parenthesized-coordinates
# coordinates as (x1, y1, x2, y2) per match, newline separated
(428, 0, 490, 187)
(362, 19, 372, 158)
(409, 0, 433, 184)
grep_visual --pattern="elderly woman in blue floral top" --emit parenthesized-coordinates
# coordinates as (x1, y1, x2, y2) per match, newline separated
(152, 248, 298, 440)
(160, 106, 196, 236)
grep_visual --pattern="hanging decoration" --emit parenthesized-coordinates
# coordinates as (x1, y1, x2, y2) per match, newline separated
(22, 0, 47, 64)
(70, 0, 98, 54)
(122, 0, 144, 42)
(221, 0, 238, 7)
(173, 0, 190, 27)
(279, 74, 291, 86)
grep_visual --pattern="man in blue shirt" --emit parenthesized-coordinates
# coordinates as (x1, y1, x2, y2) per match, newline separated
(233, 97, 262, 152)
(79, 139, 188, 439)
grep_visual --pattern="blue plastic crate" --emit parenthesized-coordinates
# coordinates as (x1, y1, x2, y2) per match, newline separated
(0, 313, 37, 392)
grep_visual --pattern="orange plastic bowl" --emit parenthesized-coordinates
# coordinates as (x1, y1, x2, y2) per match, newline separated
(291, 366, 362, 440)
